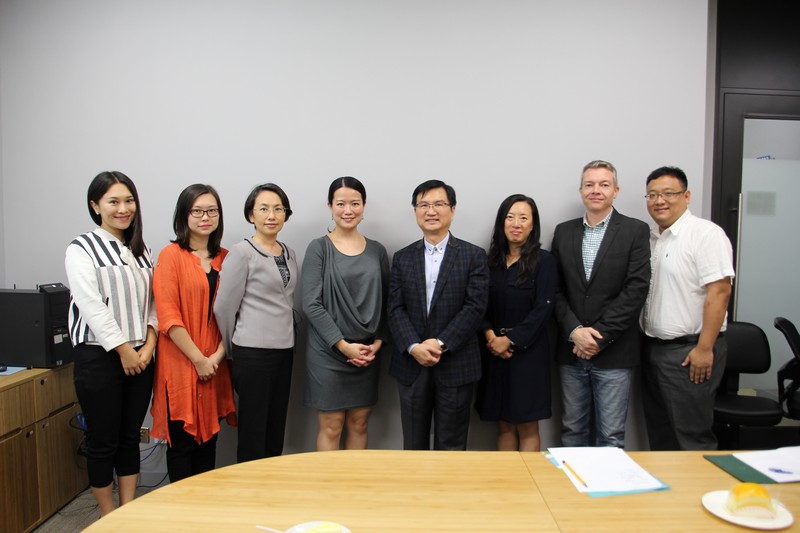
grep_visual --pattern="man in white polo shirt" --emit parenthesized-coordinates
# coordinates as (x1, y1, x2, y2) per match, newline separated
(640, 166, 735, 450)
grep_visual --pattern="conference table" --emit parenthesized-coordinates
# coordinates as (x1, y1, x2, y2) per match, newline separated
(83, 450, 800, 532)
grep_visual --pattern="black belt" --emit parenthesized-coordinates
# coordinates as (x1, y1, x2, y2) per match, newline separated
(343, 337, 375, 345)
(649, 332, 725, 345)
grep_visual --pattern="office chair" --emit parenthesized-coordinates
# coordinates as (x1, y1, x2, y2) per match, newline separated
(774, 317, 800, 421)
(713, 321, 783, 449)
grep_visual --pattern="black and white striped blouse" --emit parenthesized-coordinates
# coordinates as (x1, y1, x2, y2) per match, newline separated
(65, 228, 157, 351)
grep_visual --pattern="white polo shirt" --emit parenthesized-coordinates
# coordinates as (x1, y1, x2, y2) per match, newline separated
(640, 210, 735, 339)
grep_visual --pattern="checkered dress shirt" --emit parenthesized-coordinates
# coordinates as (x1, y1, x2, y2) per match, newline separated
(582, 210, 613, 281)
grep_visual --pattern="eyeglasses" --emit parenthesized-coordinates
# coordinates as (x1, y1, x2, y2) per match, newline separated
(189, 208, 219, 218)
(644, 190, 686, 202)
(254, 206, 287, 215)
(415, 202, 451, 211)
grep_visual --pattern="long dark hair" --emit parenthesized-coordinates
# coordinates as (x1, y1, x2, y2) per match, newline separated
(87, 171, 146, 257)
(172, 184, 224, 258)
(487, 194, 541, 285)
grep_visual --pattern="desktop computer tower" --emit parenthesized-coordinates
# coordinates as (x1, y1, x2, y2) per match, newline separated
(0, 283, 74, 368)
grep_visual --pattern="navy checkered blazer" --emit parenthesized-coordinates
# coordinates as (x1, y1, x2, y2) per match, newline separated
(388, 234, 489, 387)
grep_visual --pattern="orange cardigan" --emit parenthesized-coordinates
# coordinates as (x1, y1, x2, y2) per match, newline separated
(151, 243, 236, 445)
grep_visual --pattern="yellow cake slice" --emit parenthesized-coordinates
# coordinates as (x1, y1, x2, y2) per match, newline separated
(725, 482, 777, 519)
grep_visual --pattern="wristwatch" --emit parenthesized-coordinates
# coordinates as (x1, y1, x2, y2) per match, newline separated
(437, 338, 449, 352)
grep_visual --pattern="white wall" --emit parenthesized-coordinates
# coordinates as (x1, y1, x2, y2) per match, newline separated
(0, 1, 712, 460)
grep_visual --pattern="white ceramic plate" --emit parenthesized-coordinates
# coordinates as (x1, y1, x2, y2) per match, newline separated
(285, 522, 351, 533)
(702, 490, 794, 530)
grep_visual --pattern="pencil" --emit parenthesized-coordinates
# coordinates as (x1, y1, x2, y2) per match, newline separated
(562, 461, 588, 488)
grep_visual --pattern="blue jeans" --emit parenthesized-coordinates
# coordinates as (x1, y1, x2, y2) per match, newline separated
(559, 360, 632, 447)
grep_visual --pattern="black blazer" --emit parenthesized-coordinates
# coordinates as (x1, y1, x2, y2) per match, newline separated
(388, 234, 489, 387)
(550, 209, 650, 368)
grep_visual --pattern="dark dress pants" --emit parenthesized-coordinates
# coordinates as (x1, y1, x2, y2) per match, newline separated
(232, 344, 294, 463)
(166, 419, 218, 483)
(397, 366, 474, 450)
(642, 335, 727, 450)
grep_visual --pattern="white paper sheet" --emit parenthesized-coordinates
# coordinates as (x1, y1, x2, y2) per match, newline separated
(733, 446, 800, 483)
(548, 446, 664, 493)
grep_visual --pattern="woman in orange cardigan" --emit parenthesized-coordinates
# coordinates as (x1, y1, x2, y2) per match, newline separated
(151, 184, 236, 482)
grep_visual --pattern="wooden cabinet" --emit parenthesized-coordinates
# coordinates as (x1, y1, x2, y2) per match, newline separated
(33, 366, 77, 422)
(0, 422, 39, 533)
(0, 365, 88, 533)
(37, 404, 87, 515)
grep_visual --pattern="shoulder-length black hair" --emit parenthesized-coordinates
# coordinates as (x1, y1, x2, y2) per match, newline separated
(87, 171, 146, 257)
(328, 176, 366, 204)
(172, 184, 224, 258)
(487, 194, 541, 285)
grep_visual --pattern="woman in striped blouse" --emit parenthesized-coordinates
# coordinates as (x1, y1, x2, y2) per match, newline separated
(65, 171, 157, 517)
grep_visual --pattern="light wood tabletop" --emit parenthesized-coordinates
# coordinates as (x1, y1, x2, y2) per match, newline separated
(523, 450, 800, 532)
(83, 449, 799, 532)
(84, 450, 558, 532)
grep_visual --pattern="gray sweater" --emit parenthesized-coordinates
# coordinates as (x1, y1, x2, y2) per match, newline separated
(214, 238, 298, 356)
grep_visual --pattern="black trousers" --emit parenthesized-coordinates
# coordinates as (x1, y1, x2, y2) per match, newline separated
(397, 366, 474, 450)
(166, 419, 218, 483)
(232, 345, 294, 463)
(73, 343, 154, 488)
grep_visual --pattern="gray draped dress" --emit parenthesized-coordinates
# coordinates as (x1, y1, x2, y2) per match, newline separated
(302, 235, 390, 411)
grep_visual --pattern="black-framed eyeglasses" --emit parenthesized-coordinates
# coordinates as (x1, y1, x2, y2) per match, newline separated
(189, 208, 220, 218)
(644, 190, 686, 202)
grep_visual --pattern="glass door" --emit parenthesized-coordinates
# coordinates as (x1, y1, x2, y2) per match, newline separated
(736, 118, 800, 389)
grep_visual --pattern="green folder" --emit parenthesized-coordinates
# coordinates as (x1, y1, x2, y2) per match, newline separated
(704, 454, 777, 484)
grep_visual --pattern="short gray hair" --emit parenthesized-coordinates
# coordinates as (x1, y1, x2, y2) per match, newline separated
(581, 160, 618, 186)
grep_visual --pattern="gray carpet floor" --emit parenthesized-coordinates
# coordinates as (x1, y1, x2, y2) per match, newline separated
(33, 482, 165, 532)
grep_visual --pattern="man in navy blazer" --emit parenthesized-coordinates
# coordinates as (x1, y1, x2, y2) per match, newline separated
(551, 160, 650, 448)
(388, 180, 489, 450)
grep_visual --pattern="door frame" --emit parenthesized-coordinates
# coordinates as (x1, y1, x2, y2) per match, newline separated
(713, 90, 800, 244)
(713, 90, 800, 318)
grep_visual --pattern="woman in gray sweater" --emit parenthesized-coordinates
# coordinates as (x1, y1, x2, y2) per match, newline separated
(302, 177, 390, 450)
(214, 183, 298, 462)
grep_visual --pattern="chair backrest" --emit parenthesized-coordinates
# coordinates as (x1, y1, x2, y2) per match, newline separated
(719, 321, 771, 396)
(775, 317, 800, 411)
(724, 321, 771, 374)
(774, 317, 800, 362)
(778, 359, 800, 403)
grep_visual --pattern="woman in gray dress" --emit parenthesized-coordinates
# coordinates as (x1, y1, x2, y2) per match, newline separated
(302, 176, 390, 450)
